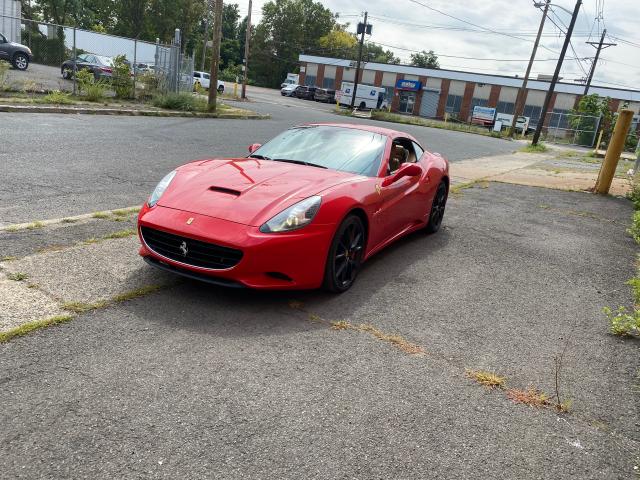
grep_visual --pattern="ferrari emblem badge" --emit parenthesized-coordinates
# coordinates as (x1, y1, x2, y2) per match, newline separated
(179, 241, 188, 257)
(375, 184, 382, 195)
(186, 217, 194, 225)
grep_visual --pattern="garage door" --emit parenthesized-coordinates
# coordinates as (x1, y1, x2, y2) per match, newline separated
(419, 89, 440, 118)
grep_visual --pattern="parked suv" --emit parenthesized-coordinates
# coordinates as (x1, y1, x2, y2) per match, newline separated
(314, 88, 336, 103)
(0, 33, 32, 70)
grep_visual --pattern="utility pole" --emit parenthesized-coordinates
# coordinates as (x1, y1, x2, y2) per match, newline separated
(241, 0, 252, 99)
(583, 29, 616, 96)
(208, 0, 223, 111)
(532, 0, 582, 145)
(201, 13, 209, 72)
(509, 0, 550, 137)
(350, 11, 368, 109)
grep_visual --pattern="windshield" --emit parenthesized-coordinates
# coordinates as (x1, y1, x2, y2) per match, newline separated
(251, 126, 387, 177)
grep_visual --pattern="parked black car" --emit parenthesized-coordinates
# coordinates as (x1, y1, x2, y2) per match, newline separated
(61, 54, 114, 80)
(0, 33, 32, 70)
(292, 85, 308, 99)
(297, 86, 317, 100)
(314, 88, 336, 103)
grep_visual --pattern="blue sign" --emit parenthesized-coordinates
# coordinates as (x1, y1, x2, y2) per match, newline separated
(395, 79, 422, 91)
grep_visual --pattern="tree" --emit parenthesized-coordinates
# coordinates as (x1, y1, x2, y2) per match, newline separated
(410, 49, 439, 69)
(318, 27, 356, 57)
(250, 0, 336, 87)
(364, 44, 400, 64)
(570, 94, 614, 146)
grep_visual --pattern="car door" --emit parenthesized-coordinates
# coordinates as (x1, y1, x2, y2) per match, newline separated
(374, 138, 424, 241)
(0, 34, 9, 61)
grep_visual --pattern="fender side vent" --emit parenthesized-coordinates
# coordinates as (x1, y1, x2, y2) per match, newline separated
(209, 186, 241, 197)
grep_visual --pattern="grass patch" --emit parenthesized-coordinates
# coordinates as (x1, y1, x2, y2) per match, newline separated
(506, 387, 551, 408)
(450, 180, 484, 196)
(61, 217, 78, 224)
(112, 284, 163, 303)
(1, 256, 17, 262)
(103, 229, 136, 239)
(26, 221, 44, 230)
(0, 315, 74, 343)
(7, 272, 28, 281)
(466, 370, 506, 389)
(152, 92, 209, 112)
(628, 211, 640, 244)
(40, 90, 74, 105)
(603, 307, 640, 337)
(62, 301, 108, 314)
(82, 237, 99, 245)
(112, 208, 135, 217)
(92, 211, 111, 219)
(520, 142, 548, 153)
(4, 225, 20, 232)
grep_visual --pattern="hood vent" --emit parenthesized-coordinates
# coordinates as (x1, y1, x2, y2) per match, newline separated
(209, 186, 241, 197)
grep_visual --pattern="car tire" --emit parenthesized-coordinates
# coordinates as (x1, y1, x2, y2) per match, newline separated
(62, 66, 72, 79)
(217, 85, 224, 94)
(13, 52, 29, 71)
(358, 101, 366, 110)
(323, 214, 366, 293)
(425, 180, 448, 234)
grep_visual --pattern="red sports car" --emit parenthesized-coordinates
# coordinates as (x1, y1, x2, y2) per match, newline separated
(137, 123, 449, 292)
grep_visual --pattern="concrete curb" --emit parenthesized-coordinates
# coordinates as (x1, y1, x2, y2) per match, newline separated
(0, 104, 270, 119)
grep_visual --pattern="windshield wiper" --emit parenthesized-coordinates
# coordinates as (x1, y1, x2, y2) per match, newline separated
(248, 154, 271, 160)
(271, 158, 328, 169)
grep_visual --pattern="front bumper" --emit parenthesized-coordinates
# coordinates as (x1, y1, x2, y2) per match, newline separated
(138, 204, 336, 289)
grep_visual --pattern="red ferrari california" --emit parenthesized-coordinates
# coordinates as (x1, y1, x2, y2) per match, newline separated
(137, 123, 449, 292)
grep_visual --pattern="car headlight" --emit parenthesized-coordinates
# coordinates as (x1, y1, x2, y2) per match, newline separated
(260, 196, 322, 233)
(148, 170, 177, 207)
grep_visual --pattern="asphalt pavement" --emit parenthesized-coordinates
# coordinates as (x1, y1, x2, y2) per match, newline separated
(0, 87, 516, 225)
(1, 183, 638, 479)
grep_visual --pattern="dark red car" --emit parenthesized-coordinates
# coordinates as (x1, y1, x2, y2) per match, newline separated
(137, 124, 449, 292)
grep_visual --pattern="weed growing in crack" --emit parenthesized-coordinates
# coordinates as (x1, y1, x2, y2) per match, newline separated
(7, 272, 28, 281)
(466, 370, 506, 389)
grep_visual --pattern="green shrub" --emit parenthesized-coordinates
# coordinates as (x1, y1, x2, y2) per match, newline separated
(84, 81, 108, 102)
(21, 30, 65, 66)
(152, 92, 207, 112)
(112, 54, 133, 99)
(603, 306, 640, 336)
(42, 90, 74, 104)
(628, 210, 640, 244)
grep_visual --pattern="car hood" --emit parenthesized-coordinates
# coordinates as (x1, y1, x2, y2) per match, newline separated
(157, 158, 358, 226)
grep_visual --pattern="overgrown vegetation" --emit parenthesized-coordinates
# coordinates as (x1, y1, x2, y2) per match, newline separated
(466, 370, 506, 389)
(42, 90, 74, 105)
(152, 92, 208, 112)
(603, 176, 640, 337)
(112, 55, 133, 99)
(7, 272, 29, 281)
(0, 60, 10, 88)
(0, 315, 74, 343)
(76, 68, 108, 102)
(520, 142, 549, 153)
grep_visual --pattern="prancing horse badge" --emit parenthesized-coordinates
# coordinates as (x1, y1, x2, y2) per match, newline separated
(375, 184, 382, 195)
(186, 217, 194, 225)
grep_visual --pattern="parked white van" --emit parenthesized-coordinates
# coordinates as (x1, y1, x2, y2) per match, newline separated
(337, 82, 388, 110)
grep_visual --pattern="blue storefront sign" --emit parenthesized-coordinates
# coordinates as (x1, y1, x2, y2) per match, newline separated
(395, 79, 422, 91)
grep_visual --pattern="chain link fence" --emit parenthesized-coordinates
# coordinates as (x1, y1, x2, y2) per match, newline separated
(539, 111, 602, 148)
(0, 14, 193, 96)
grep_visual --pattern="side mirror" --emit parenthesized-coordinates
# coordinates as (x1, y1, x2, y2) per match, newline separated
(248, 143, 262, 154)
(382, 163, 422, 187)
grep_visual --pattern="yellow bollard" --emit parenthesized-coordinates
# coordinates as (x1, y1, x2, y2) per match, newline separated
(595, 109, 634, 194)
(233, 82, 238, 97)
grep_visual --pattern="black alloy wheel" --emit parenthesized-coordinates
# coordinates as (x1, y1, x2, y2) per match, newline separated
(13, 53, 29, 70)
(324, 215, 365, 293)
(426, 180, 448, 233)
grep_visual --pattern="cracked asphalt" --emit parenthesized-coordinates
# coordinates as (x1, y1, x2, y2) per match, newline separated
(1, 181, 638, 479)
(0, 86, 516, 225)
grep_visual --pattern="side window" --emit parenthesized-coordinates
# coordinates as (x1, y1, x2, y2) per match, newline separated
(194, 72, 201, 78)
(413, 142, 424, 159)
(0, 34, 6, 43)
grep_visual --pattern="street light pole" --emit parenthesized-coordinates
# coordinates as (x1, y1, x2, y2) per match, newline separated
(350, 11, 368, 109)
(532, 0, 582, 145)
(509, 0, 550, 137)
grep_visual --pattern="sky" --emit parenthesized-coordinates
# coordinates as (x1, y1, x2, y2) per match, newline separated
(237, 0, 640, 91)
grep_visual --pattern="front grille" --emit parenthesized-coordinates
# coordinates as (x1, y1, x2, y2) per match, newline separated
(140, 226, 243, 270)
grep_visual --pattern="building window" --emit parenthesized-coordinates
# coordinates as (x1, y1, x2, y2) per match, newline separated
(496, 101, 515, 114)
(322, 77, 335, 89)
(445, 94, 463, 114)
(470, 97, 488, 112)
(304, 75, 316, 86)
(383, 86, 394, 102)
(522, 105, 542, 126)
